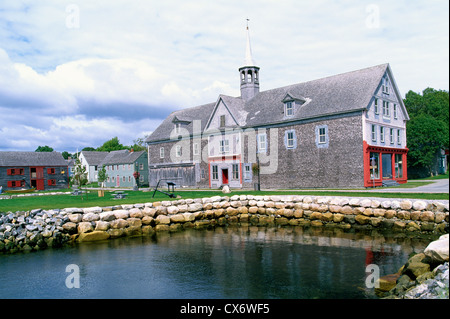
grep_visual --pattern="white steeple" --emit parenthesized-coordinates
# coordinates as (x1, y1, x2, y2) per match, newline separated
(239, 19, 260, 101)
(243, 20, 257, 67)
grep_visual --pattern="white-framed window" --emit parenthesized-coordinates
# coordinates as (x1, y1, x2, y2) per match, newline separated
(257, 133, 267, 153)
(232, 164, 239, 180)
(390, 128, 394, 144)
(212, 165, 218, 180)
(286, 131, 295, 148)
(220, 115, 226, 127)
(383, 101, 390, 117)
(176, 145, 182, 157)
(175, 123, 181, 134)
(244, 164, 251, 181)
(193, 143, 199, 156)
(220, 139, 230, 153)
(139, 163, 144, 170)
(374, 98, 379, 114)
(371, 124, 377, 141)
(318, 127, 327, 144)
(380, 126, 385, 142)
(285, 101, 294, 117)
(397, 129, 401, 145)
(393, 104, 398, 119)
(160, 147, 164, 159)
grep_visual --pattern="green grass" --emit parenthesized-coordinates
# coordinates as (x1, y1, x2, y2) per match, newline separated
(0, 189, 448, 213)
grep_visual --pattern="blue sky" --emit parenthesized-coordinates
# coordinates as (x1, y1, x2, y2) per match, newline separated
(0, 0, 448, 153)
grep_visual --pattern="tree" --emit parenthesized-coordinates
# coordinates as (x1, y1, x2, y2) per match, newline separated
(404, 88, 449, 176)
(61, 151, 72, 159)
(71, 157, 88, 200)
(96, 137, 126, 152)
(97, 165, 108, 187)
(35, 145, 54, 152)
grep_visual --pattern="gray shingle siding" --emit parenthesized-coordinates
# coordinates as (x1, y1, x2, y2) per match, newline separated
(145, 63, 403, 189)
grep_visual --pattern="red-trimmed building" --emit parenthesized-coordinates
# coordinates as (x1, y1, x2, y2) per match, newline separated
(145, 27, 409, 189)
(0, 152, 69, 191)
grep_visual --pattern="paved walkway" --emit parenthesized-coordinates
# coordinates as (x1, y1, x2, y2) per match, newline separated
(364, 179, 449, 194)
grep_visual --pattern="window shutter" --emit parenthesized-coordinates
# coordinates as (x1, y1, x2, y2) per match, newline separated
(7, 169, 13, 175)
(7, 181, 13, 187)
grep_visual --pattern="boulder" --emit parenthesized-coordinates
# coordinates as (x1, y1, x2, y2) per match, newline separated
(95, 221, 110, 231)
(403, 253, 430, 279)
(129, 208, 143, 218)
(222, 185, 231, 193)
(99, 211, 116, 222)
(424, 234, 449, 262)
(156, 215, 171, 225)
(77, 222, 93, 233)
(77, 231, 110, 242)
(82, 212, 100, 222)
(68, 213, 83, 223)
(413, 201, 427, 211)
(355, 215, 371, 225)
(113, 210, 129, 219)
(62, 222, 78, 234)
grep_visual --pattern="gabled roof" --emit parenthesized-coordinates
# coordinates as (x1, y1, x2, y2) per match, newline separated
(146, 102, 215, 143)
(146, 63, 398, 142)
(99, 150, 146, 166)
(0, 151, 67, 167)
(80, 151, 109, 166)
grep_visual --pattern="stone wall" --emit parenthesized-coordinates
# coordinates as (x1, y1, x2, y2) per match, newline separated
(0, 195, 448, 253)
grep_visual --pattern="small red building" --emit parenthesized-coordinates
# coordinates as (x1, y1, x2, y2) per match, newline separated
(0, 152, 69, 191)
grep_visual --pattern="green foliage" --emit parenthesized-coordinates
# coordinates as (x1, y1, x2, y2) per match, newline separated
(35, 145, 54, 152)
(71, 158, 88, 187)
(404, 88, 449, 171)
(97, 165, 108, 185)
(96, 137, 126, 152)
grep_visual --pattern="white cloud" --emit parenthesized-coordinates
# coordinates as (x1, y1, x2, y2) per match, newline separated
(0, 0, 448, 153)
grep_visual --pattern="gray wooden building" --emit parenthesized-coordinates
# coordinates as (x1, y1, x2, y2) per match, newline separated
(0, 151, 69, 191)
(145, 26, 409, 189)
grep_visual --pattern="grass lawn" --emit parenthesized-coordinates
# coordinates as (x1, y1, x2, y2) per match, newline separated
(0, 188, 448, 213)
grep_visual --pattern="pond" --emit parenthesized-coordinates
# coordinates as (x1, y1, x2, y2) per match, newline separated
(0, 226, 437, 299)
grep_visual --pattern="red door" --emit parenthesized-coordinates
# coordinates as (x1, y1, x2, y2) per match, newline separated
(222, 169, 229, 184)
(116, 175, 120, 187)
(31, 167, 45, 190)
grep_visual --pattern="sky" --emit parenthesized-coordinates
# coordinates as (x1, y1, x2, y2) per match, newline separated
(0, 0, 448, 154)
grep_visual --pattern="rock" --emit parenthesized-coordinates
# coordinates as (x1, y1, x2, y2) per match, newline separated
(110, 219, 129, 229)
(95, 221, 110, 231)
(156, 215, 171, 225)
(77, 222, 94, 234)
(77, 231, 110, 242)
(424, 234, 449, 262)
(413, 201, 427, 211)
(167, 206, 180, 215)
(355, 215, 371, 225)
(400, 200, 413, 210)
(82, 212, 100, 222)
(222, 185, 231, 193)
(83, 206, 102, 214)
(127, 218, 142, 228)
(113, 210, 129, 219)
(376, 273, 400, 292)
(99, 211, 116, 221)
(68, 214, 83, 223)
(403, 253, 431, 279)
(141, 216, 154, 225)
(420, 211, 435, 222)
(129, 208, 143, 218)
(62, 222, 78, 234)
(170, 214, 186, 223)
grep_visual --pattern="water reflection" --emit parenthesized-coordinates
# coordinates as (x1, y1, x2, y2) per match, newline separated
(0, 226, 438, 299)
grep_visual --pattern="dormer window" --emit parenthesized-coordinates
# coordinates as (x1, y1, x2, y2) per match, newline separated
(285, 101, 294, 117)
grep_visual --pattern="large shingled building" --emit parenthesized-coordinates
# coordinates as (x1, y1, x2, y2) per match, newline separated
(146, 26, 409, 189)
